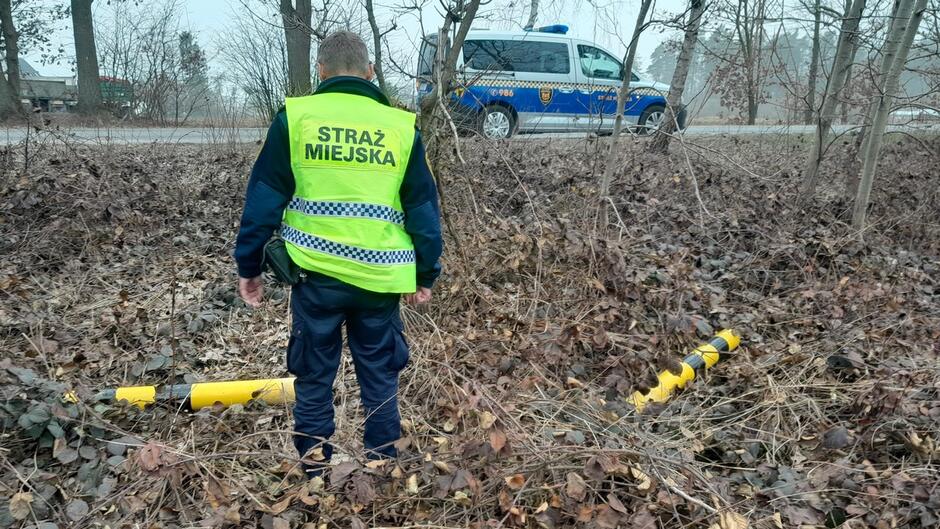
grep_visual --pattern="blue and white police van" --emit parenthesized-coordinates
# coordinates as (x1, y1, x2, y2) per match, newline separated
(416, 25, 685, 139)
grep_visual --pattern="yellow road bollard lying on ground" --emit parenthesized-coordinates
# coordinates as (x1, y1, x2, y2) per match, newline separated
(630, 329, 741, 412)
(100, 377, 296, 410)
(96, 331, 738, 412)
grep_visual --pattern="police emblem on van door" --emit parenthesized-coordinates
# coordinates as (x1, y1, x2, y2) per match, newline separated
(539, 86, 553, 105)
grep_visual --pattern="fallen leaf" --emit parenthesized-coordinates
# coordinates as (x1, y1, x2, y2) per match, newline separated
(608, 493, 628, 513)
(627, 509, 657, 528)
(479, 410, 497, 430)
(204, 475, 231, 509)
(498, 488, 513, 512)
(564, 430, 586, 445)
(9, 492, 33, 520)
(56, 447, 79, 464)
(268, 493, 293, 515)
(822, 426, 851, 449)
(718, 510, 749, 529)
(365, 459, 388, 470)
(432, 460, 452, 474)
(596, 504, 622, 528)
(406, 474, 419, 494)
(505, 473, 525, 490)
(489, 426, 508, 453)
(297, 483, 319, 506)
(631, 466, 652, 491)
(66, 499, 89, 521)
(223, 505, 241, 524)
(576, 504, 593, 522)
(331, 461, 358, 487)
(136, 442, 178, 475)
(584, 456, 606, 481)
(454, 490, 472, 506)
(565, 472, 587, 501)
(349, 474, 376, 505)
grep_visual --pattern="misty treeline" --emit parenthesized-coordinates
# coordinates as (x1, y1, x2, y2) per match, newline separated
(0, 0, 938, 233)
(646, 0, 940, 129)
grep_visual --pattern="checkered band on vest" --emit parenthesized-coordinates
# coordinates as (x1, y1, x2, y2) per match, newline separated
(288, 198, 405, 225)
(281, 225, 415, 265)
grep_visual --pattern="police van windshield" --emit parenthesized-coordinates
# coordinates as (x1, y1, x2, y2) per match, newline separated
(578, 44, 639, 82)
(462, 39, 570, 74)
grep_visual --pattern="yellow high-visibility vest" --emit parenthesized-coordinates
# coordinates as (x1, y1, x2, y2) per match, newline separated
(282, 92, 417, 293)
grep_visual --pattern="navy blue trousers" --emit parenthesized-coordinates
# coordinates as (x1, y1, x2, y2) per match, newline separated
(288, 272, 409, 464)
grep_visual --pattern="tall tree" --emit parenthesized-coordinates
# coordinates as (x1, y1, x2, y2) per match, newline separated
(280, 0, 312, 96)
(853, 0, 927, 233)
(0, 0, 21, 105)
(710, 0, 774, 124)
(852, 0, 916, 180)
(364, 0, 391, 95)
(0, 62, 11, 118)
(71, 0, 102, 114)
(800, 0, 866, 195)
(417, 0, 483, 134)
(219, 8, 290, 120)
(803, 0, 822, 124)
(598, 0, 654, 227)
(525, 0, 539, 29)
(650, 0, 707, 153)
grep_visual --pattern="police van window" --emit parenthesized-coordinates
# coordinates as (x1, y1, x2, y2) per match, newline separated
(463, 39, 570, 74)
(418, 38, 437, 77)
(578, 45, 638, 81)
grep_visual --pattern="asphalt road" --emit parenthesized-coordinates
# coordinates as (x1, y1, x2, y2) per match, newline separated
(2, 123, 938, 145)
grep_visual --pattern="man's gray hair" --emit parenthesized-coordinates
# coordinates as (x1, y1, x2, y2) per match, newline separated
(318, 31, 370, 77)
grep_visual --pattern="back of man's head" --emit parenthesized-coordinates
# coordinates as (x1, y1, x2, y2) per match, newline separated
(318, 31, 371, 79)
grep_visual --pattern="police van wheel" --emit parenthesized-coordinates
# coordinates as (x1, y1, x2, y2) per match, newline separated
(638, 105, 666, 135)
(480, 106, 515, 139)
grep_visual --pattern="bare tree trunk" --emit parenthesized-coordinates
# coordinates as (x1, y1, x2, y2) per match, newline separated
(0, 62, 12, 118)
(365, 0, 388, 95)
(71, 0, 102, 114)
(597, 0, 653, 229)
(650, 0, 706, 153)
(854, 0, 909, 157)
(0, 0, 21, 104)
(746, 89, 758, 124)
(803, 0, 821, 125)
(800, 0, 866, 196)
(839, 55, 856, 125)
(853, 0, 926, 233)
(417, 0, 482, 134)
(281, 0, 312, 96)
(525, 0, 539, 29)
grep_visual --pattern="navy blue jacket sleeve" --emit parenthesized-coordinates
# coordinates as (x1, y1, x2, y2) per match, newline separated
(400, 131, 443, 288)
(234, 111, 295, 278)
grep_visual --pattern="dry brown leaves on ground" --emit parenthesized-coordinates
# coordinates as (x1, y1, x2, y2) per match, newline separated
(0, 132, 938, 528)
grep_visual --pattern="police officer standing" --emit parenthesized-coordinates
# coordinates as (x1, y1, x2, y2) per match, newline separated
(234, 31, 442, 474)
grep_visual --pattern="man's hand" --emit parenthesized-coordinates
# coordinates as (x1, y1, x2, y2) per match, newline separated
(404, 286, 432, 305)
(239, 276, 264, 307)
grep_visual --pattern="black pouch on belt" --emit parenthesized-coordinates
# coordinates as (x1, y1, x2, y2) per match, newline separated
(263, 237, 304, 285)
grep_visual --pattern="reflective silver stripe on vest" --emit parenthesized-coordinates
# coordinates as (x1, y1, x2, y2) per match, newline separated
(287, 198, 405, 225)
(281, 225, 415, 265)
